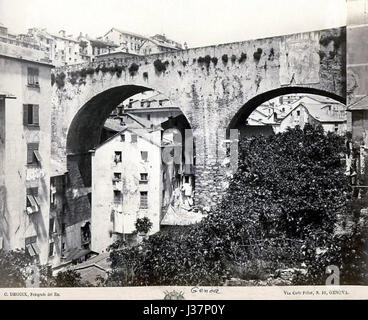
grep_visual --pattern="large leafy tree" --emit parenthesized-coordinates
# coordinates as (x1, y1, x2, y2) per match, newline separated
(212, 124, 347, 240)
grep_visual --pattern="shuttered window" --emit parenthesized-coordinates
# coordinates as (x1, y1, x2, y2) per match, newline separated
(27, 143, 42, 165)
(140, 191, 148, 209)
(49, 242, 54, 257)
(25, 236, 40, 257)
(26, 187, 41, 215)
(27, 67, 39, 87)
(23, 104, 39, 126)
(141, 151, 148, 161)
(49, 218, 56, 236)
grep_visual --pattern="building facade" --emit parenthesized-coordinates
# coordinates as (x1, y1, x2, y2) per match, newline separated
(111, 92, 182, 126)
(103, 28, 183, 55)
(0, 40, 53, 264)
(91, 126, 163, 253)
(275, 98, 347, 135)
(103, 28, 148, 55)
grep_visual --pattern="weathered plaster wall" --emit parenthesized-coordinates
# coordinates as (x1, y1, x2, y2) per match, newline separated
(0, 52, 52, 263)
(51, 27, 346, 214)
(91, 129, 162, 253)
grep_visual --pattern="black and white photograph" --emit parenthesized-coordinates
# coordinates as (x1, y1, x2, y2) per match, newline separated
(0, 0, 367, 300)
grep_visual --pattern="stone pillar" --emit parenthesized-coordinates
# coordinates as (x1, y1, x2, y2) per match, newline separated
(191, 104, 234, 213)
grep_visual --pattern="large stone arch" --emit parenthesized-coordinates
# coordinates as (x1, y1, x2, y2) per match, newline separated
(64, 84, 195, 227)
(52, 26, 346, 214)
(67, 85, 151, 155)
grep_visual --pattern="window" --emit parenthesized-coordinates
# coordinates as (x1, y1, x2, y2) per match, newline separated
(61, 223, 66, 234)
(297, 110, 300, 116)
(184, 176, 190, 184)
(114, 151, 122, 163)
(49, 242, 54, 257)
(147, 114, 151, 121)
(141, 151, 148, 161)
(131, 134, 138, 143)
(25, 236, 40, 257)
(113, 172, 121, 181)
(23, 104, 39, 126)
(27, 143, 42, 165)
(27, 67, 39, 87)
(49, 218, 56, 236)
(159, 100, 163, 106)
(26, 187, 40, 215)
(120, 133, 125, 142)
(140, 192, 148, 209)
(140, 173, 148, 183)
(113, 190, 121, 203)
(335, 123, 339, 132)
(61, 242, 66, 252)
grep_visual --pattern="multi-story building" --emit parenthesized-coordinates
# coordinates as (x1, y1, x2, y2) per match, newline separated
(77, 33, 118, 63)
(0, 23, 46, 53)
(26, 29, 118, 66)
(275, 100, 347, 135)
(91, 121, 163, 253)
(112, 92, 182, 126)
(103, 28, 148, 55)
(139, 35, 182, 55)
(241, 95, 347, 137)
(26, 28, 55, 61)
(49, 30, 83, 66)
(103, 28, 183, 55)
(0, 38, 53, 264)
(273, 96, 347, 135)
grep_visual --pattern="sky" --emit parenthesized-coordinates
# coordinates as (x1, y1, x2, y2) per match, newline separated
(0, 0, 347, 48)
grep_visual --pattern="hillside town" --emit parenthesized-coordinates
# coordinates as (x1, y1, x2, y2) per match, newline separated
(0, 22, 186, 66)
(0, 0, 368, 289)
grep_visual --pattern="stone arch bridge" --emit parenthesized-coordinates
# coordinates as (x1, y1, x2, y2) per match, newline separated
(51, 27, 346, 219)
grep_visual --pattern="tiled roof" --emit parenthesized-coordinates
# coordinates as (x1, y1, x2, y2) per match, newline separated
(348, 95, 368, 111)
(103, 118, 125, 132)
(106, 28, 148, 40)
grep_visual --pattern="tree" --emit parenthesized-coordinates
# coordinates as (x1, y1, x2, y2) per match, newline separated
(0, 249, 32, 287)
(42, 269, 90, 287)
(212, 124, 347, 240)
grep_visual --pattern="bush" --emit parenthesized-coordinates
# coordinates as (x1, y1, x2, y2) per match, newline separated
(253, 48, 263, 61)
(154, 60, 169, 74)
(128, 63, 139, 77)
(55, 72, 66, 89)
(135, 217, 153, 234)
(238, 52, 247, 63)
(222, 54, 229, 64)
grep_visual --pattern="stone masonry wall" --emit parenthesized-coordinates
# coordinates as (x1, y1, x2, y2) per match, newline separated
(51, 27, 346, 216)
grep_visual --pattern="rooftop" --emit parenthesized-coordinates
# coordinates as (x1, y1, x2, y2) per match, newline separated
(348, 95, 368, 111)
